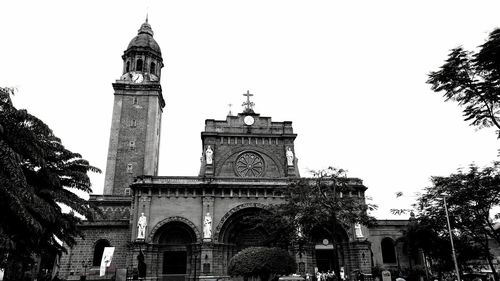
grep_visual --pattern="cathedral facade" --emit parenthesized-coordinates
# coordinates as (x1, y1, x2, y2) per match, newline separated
(59, 20, 415, 281)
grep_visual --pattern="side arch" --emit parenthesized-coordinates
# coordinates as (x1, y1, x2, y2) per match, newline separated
(381, 237, 397, 263)
(148, 216, 201, 243)
(92, 239, 111, 266)
(214, 202, 268, 243)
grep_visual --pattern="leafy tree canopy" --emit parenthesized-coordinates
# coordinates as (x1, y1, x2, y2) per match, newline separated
(247, 167, 377, 280)
(0, 87, 100, 278)
(427, 28, 500, 137)
(401, 163, 500, 279)
(252, 167, 377, 246)
(228, 247, 297, 281)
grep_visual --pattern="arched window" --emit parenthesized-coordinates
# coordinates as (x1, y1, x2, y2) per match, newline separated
(93, 239, 111, 266)
(126, 61, 130, 72)
(136, 59, 143, 72)
(381, 237, 396, 263)
(150, 62, 156, 74)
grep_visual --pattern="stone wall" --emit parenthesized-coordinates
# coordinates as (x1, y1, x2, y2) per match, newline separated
(59, 221, 131, 280)
(367, 220, 411, 268)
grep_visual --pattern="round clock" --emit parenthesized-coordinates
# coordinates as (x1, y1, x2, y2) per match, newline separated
(132, 73, 144, 83)
(322, 239, 329, 245)
(244, 115, 254, 126)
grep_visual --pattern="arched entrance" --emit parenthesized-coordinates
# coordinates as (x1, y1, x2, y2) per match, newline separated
(217, 206, 268, 275)
(153, 220, 199, 281)
(310, 225, 349, 277)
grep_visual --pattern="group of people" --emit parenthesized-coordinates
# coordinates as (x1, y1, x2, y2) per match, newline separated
(315, 271, 340, 281)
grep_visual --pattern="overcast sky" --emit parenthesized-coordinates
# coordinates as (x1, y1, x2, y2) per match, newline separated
(2, 0, 500, 218)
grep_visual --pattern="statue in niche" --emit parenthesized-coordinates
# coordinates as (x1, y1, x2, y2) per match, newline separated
(137, 212, 147, 239)
(354, 223, 364, 238)
(203, 212, 212, 239)
(205, 145, 213, 165)
(286, 147, 294, 166)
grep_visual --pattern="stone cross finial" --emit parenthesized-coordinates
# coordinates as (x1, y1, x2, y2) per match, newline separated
(242, 90, 255, 113)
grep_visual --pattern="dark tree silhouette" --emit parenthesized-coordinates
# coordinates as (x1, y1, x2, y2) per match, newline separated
(428, 28, 500, 138)
(0, 87, 100, 280)
(401, 163, 500, 281)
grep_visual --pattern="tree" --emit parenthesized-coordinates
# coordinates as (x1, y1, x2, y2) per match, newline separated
(402, 214, 483, 279)
(228, 247, 297, 281)
(427, 28, 500, 137)
(406, 163, 500, 281)
(0, 87, 100, 280)
(249, 167, 377, 281)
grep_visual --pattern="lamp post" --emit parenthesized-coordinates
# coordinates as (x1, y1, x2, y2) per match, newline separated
(443, 196, 461, 281)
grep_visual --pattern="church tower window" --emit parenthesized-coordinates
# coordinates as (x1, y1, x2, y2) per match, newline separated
(150, 62, 156, 74)
(92, 239, 111, 266)
(124, 188, 131, 196)
(131, 119, 137, 127)
(127, 164, 133, 173)
(136, 59, 143, 72)
(129, 141, 136, 150)
(126, 61, 130, 73)
(133, 97, 138, 105)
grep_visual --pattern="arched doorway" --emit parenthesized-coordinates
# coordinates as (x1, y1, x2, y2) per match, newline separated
(310, 225, 349, 277)
(217, 206, 268, 275)
(153, 221, 198, 281)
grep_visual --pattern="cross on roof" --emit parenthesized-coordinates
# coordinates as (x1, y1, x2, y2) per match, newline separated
(242, 90, 255, 113)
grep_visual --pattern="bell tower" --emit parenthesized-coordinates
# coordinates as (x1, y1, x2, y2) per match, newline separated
(103, 18, 165, 195)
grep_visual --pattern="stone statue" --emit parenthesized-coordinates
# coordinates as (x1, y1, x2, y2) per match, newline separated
(354, 223, 363, 238)
(205, 145, 213, 165)
(286, 147, 294, 166)
(137, 213, 147, 239)
(203, 212, 212, 239)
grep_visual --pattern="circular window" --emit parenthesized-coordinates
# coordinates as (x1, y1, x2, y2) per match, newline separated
(235, 152, 265, 177)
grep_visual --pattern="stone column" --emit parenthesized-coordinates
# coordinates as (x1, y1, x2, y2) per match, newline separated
(200, 197, 215, 278)
(347, 240, 372, 279)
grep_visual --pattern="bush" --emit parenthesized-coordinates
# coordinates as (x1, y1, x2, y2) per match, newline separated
(228, 247, 297, 281)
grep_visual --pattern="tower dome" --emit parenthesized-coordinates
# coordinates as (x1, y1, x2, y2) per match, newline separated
(126, 20, 162, 56)
(120, 17, 163, 80)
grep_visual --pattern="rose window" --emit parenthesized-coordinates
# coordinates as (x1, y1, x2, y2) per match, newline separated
(235, 152, 264, 177)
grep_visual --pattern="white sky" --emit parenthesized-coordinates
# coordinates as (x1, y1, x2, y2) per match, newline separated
(1, 0, 499, 219)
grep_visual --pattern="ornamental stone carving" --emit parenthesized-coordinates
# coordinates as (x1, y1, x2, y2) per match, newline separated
(234, 152, 264, 177)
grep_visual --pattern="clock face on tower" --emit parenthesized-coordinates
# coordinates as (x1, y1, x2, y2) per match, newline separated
(132, 73, 144, 83)
(244, 115, 254, 126)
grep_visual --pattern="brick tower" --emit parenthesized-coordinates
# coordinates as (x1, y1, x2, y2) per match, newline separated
(103, 18, 165, 195)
